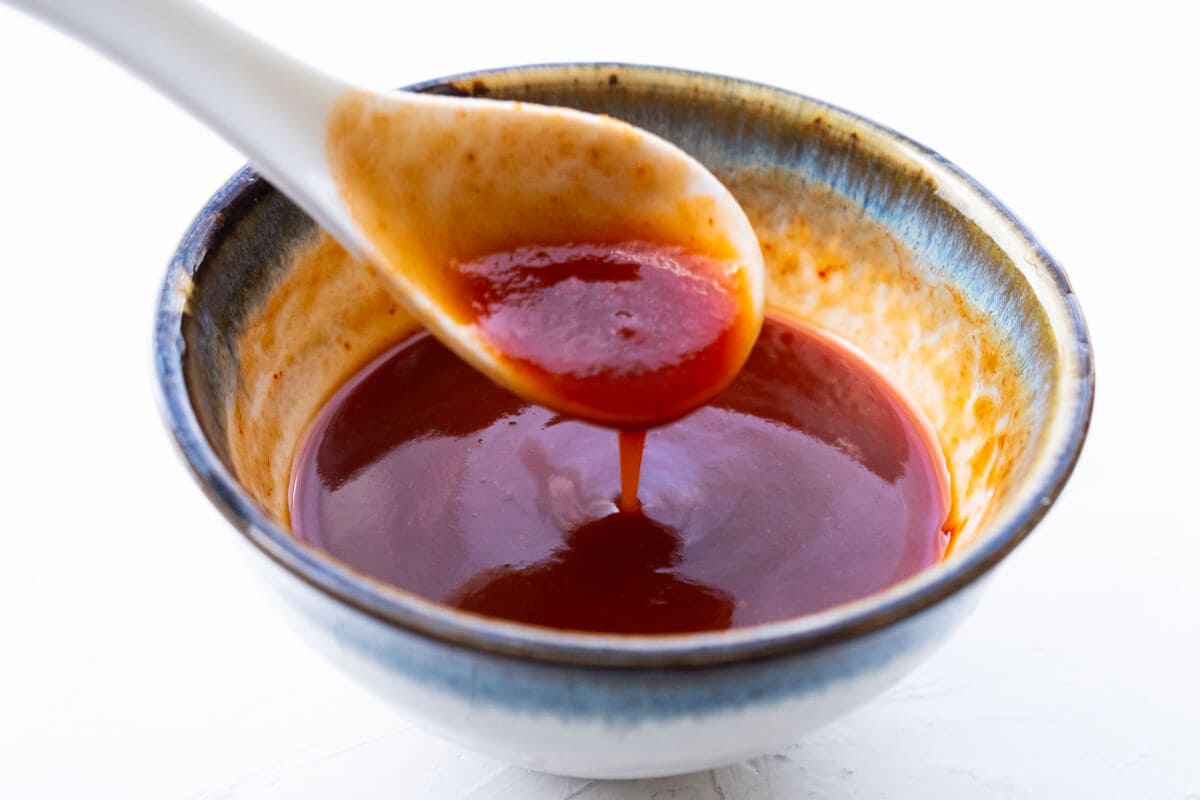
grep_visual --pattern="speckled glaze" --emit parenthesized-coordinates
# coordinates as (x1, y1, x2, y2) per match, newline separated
(154, 64, 1093, 778)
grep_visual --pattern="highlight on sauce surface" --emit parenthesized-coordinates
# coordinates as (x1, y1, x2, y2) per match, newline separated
(289, 316, 951, 634)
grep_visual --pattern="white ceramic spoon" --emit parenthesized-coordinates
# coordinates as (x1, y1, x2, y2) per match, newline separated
(9, 0, 764, 424)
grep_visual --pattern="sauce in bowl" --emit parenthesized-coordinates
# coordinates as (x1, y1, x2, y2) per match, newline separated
(290, 316, 950, 633)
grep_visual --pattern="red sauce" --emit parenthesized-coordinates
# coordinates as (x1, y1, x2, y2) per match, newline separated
(452, 242, 755, 429)
(290, 317, 950, 633)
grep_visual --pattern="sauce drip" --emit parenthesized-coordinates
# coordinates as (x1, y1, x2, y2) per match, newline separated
(290, 317, 950, 633)
(617, 429, 647, 513)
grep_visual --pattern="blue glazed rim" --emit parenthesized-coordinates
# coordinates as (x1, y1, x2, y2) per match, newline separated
(153, 63, 1094, 669)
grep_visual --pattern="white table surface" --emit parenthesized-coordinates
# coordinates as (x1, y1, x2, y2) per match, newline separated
(1, 1, 1195, 797)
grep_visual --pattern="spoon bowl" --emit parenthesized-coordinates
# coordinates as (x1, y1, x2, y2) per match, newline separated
(9, 0, 764, 422)
(325, 89, 764, 424)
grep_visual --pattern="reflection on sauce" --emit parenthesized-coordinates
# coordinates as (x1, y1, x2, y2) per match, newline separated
(290, 317, 950, 633)
(452, 511, 734, 634)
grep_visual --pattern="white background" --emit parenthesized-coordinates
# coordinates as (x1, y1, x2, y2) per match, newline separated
(1, 1, 1196, 797)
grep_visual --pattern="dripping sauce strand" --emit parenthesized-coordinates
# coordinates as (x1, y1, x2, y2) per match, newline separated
(617, 429, 648, 513)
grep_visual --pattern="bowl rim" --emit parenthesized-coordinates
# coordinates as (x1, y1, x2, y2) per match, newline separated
(153, 62, 1094, 668)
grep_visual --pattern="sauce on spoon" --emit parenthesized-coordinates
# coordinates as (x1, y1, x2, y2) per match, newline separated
(327, 90, 762, 507)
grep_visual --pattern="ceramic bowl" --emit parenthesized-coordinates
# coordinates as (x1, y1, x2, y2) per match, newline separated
(154, 64, 1093, 779)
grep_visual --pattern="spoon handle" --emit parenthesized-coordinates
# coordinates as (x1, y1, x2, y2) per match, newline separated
(7, 0, 350, 238)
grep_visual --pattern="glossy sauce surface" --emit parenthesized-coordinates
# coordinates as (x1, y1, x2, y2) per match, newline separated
(290, 317, 950, 633)
(455, 242, 749, 426)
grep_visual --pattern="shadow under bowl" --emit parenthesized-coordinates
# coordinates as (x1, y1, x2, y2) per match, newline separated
(154, 64, 1092, 779)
